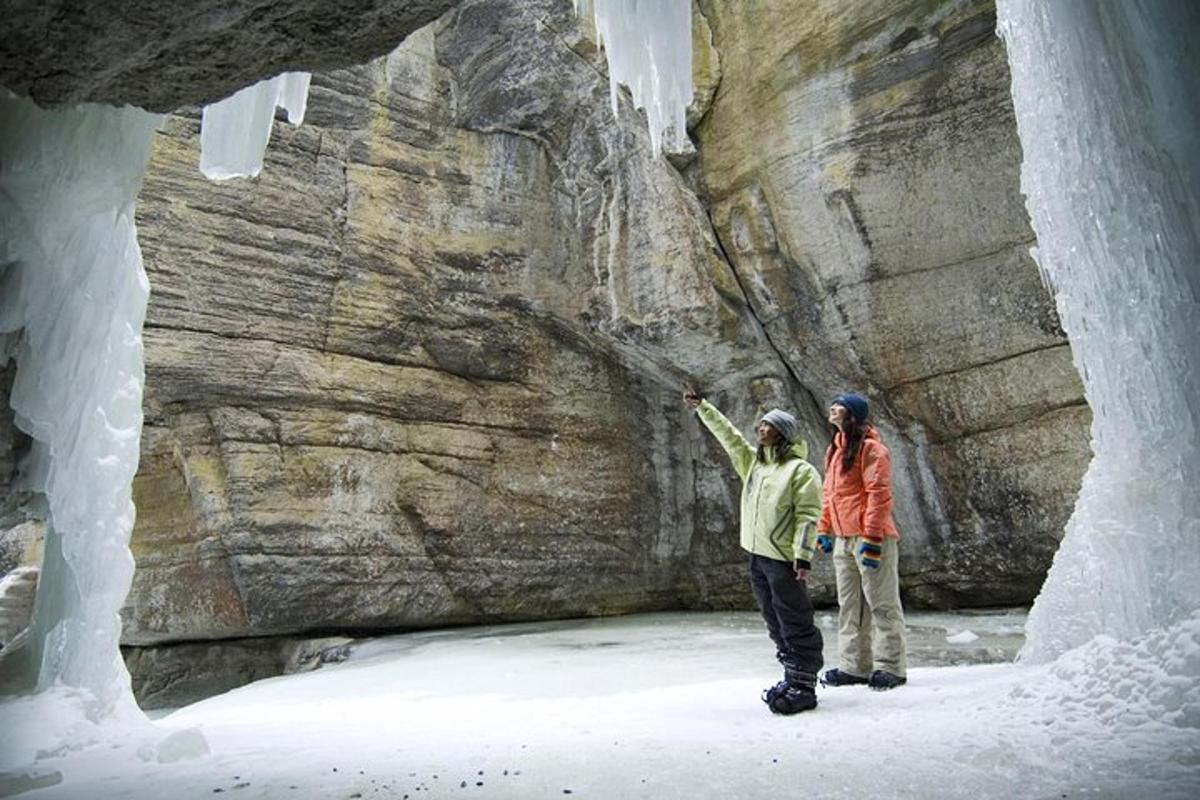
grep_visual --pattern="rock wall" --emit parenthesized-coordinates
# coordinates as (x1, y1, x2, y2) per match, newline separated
(692, 0, 1091, 605)
(124, 0, 802, 647)
(0, 0, 459, 111)
(0, 0, 1090, 687)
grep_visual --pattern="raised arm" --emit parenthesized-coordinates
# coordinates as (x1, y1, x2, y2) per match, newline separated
(686, 392, 755, 481)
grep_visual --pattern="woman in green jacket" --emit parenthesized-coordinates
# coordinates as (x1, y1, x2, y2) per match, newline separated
(683, 386, 824, 715)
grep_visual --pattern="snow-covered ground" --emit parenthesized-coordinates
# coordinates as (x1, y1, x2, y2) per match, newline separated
(6, 610, 1196, 799)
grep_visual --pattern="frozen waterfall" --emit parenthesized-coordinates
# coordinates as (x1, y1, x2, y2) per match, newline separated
(0, 63, 313, 754)
(0, 95, 161, 718)
(576, 0, 692, 154)
(996, 0, 1200, 662)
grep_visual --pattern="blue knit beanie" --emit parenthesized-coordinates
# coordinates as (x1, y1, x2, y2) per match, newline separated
(833, 393, 869, 423)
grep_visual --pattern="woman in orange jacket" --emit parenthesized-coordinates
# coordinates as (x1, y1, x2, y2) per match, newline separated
(816, 393, 908, 690)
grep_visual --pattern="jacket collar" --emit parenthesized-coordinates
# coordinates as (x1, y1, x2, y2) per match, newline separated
(763, 440, 808, 463)
(833, 426, 879, 448)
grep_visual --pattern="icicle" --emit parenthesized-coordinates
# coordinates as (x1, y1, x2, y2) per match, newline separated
(199, 71, 311, 180)
(578, 0, 692, 154)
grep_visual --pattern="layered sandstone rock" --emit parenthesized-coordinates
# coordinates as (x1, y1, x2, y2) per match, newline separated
(124, 0, 803, 647)
(691, 0, 1091, 605)
(0, 0, 1089, 683)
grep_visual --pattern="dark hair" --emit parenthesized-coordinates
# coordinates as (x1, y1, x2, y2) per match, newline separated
(831, 416, 866, 471)
(756, 440, 796, 464)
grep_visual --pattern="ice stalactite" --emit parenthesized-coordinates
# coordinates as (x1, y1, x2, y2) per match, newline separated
(996, 0, 1200, 662)
(199, 71, 311, 180)
(0, 94, 161, 718)
(576, 0, 692, 154)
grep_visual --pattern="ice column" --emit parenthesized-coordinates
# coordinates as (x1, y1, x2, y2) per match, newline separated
(577, 0, 692, 154)
(0, 93, 162, 712)
(200, 71, 311, 180)
(997, 0, 1200, 661)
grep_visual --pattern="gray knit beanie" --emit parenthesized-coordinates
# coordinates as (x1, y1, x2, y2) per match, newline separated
(760, 409, 798, 443)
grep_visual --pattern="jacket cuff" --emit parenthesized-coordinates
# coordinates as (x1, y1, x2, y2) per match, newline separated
(796, 559, 812, 571)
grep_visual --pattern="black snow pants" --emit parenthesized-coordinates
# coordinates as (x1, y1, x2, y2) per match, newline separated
(748, 553, 824, 677)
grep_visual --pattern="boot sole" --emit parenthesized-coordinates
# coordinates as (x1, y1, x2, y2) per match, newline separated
(820, 672, 869, 688)
(768, 699, 818, 715)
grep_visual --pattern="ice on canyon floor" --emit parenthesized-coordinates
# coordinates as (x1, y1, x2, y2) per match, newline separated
(11, 611, 1197, 799)
(199, 72, 311, 180)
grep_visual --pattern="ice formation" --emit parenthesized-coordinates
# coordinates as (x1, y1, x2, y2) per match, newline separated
(996, 0, 1200, 663)
(199, 72, 311, 180)
(576, 0, 692, 154)
(0, 94, 161, 715)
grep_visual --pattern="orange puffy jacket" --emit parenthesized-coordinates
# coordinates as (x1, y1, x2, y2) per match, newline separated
(817, 427, 899, 539)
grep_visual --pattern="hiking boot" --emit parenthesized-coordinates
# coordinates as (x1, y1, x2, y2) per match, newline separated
(766, 684, 818, 715)
(761, 679, 789, 706)
(868, 670, 907, 691)
(820, 668, 869, 687)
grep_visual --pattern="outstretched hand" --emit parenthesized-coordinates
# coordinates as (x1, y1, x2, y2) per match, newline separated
(682, 384, 702, 409)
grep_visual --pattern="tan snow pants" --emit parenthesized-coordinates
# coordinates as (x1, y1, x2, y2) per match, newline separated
(832, 535, 907, 678)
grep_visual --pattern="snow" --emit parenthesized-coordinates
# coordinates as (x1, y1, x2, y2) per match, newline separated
(945, 630, 979, 644)
(0, 93, 161, 716)
(576, 0, 692, 154)
(9, 612, 1197, 799)
(199, 72, 311, 180)
(995, 1, 1200, 663)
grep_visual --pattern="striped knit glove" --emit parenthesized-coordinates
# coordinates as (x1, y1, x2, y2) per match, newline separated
(857, 536, 884, 569)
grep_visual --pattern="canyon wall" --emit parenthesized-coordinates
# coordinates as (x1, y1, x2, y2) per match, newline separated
(692, 0, 1091, 605)
(0, 0, 1090, 703)
(123, 0, 786, 652)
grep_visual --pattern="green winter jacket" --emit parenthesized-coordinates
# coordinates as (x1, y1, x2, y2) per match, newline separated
(696, 400, 822, 564)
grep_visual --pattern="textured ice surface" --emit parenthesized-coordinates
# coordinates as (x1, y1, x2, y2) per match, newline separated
(577, 0, 692, 153)
(199, 72, 311, 180)
(997, 1, 1200, 663)
(18, 612, 1198, 799)
(0, 93, 161, 714)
